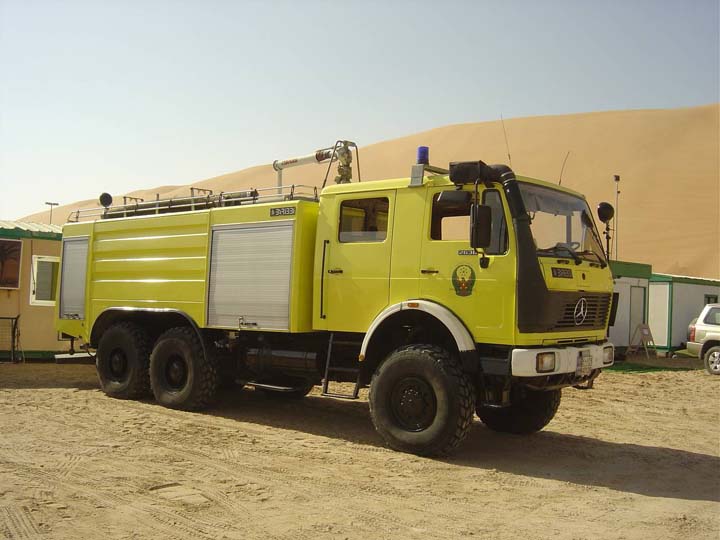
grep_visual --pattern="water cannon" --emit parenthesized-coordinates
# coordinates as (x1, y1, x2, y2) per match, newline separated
(273, 140, 360, 193)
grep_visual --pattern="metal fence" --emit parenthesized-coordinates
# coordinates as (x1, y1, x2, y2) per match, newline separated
(0, 316, 21, 363)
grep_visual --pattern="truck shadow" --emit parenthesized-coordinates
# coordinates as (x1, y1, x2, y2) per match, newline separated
(209, 388, 720, 504)
(455, 427, 720, 503)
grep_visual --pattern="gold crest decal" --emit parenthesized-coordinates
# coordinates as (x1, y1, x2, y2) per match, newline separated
(452, 265, 475, 296)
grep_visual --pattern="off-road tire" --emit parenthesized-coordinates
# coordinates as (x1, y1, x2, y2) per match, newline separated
(477, 388, 561, 434)
(703, 346, 720, 376)
(369, 344, 475, 457)
(96, 322, 151, 399)
(149, 326, 219, 410)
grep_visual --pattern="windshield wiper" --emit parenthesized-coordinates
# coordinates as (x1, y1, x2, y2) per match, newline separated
(538, 244, 582, 265)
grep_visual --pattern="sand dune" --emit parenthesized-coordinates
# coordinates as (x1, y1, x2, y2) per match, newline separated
(21, 104, 719, 278)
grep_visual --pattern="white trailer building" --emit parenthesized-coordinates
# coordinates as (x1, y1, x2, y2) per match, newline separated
(648, 273, 720, 354)
(609, 261, 652, 352)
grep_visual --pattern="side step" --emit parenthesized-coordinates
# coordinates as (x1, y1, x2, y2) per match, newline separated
(321, 333, 361, 399)
(246, 382, 305, 393)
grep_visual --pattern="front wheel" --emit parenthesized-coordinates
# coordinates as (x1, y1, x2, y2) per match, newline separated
(704, 346, 720, 375)
(149, 327, 219, 410)
(369, 344, 475, 457)
(477, 387, 561, 434)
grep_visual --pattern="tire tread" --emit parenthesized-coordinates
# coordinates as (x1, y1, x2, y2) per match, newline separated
(369, 344, 475, 457)
(478, 388, 561, 434)
(150, 326, 219, 410)
(97, 321, 151, 399)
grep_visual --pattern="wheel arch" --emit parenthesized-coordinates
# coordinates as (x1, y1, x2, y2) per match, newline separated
(359, 300, 477, 382)
(90, 308, 205, 351)
(701, 340, 720, 358)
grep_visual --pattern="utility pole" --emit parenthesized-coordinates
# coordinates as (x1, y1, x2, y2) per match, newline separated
(613, 175, 620, 260)
(45, 202, 59, 225)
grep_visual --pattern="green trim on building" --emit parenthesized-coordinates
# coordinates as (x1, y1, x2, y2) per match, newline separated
(0, 229, 62, 241)
(650, 273, 720, 287)
(610, 260, 652, 280)
(667, 282, 674, 350)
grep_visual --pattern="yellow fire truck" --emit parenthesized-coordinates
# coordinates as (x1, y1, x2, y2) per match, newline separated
(56, 141, 615, 456)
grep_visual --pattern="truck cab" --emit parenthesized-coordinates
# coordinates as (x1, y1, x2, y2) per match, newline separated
(314, 164, 613, 383)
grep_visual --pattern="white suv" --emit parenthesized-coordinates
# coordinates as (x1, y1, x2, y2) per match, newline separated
(687, 304, 720, 375)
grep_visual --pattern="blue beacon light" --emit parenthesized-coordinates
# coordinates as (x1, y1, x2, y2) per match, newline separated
(417, 146, 429, 165)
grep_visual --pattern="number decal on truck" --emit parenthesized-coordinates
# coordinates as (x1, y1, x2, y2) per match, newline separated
(270, 207, 296, 217)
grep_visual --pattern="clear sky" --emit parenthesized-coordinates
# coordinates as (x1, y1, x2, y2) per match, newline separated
(1, 0, 718, 220)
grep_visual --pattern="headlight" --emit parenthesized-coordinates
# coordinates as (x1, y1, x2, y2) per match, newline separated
(603, 346, 614, 365)
(536, 352, 556, 373)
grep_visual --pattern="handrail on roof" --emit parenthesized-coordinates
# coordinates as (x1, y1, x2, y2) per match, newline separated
(66, 184, 319, 223)
(66, 138, 360, 223)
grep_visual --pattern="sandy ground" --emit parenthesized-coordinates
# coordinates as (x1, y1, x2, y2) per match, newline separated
(0, 363, 718, 540)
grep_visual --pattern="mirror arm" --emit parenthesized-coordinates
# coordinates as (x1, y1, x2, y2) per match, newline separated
(473, 179, 481, 254)
(479, 250, 490, 268)
(472, 179, 490, 268)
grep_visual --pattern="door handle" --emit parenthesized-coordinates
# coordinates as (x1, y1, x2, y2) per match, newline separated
(328, 268, 344, 274)
(421, 269, 439, 274)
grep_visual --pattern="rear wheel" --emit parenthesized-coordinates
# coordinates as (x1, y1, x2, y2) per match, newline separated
(704, 346, 720, 375)
(477, 387, 561, 434)
(149, 326, 219, 410)
(96, 322, 151, 399)
(369, 344, 475, 457)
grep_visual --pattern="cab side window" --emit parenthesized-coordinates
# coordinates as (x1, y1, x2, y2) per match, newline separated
(430, 192, 470, 241)
(339, 197, 389, 243)
(483, 190, 508, 255)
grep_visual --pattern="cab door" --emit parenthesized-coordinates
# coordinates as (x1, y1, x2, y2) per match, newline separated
(418, 186, 516, 344)
(315, 190, 395, 333)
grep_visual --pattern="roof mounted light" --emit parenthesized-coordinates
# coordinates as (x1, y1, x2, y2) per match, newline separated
(417, 146, 429, 165)
(99, 193, 113, 208)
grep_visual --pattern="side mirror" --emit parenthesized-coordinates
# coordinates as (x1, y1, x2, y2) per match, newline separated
(597, 202, 614, 224)
(470, 203, 492, 249)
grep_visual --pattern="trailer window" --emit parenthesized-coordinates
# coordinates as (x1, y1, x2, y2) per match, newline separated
(339, 198, 389, 242)
(30, 255, 59, 306)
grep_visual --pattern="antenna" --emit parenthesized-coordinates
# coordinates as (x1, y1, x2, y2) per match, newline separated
(500, 114, 512, 168)
(559, 151, 571, 185)
(45, 201, 59, 225)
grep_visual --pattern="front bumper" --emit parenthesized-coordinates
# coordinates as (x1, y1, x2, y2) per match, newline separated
(511, 343, 614, 377)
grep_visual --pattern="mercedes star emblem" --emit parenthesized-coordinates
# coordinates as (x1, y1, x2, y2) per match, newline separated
(574, 297, 588, 325)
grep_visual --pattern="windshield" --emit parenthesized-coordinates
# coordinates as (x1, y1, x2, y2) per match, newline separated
(518, 182, 607, 264)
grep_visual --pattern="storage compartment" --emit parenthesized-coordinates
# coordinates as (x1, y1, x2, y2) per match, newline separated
(207, 221, 294, 330)
(59, 237, 89, 319)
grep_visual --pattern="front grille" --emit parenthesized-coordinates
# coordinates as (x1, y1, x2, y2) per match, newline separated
(554, 294, 611, 330)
